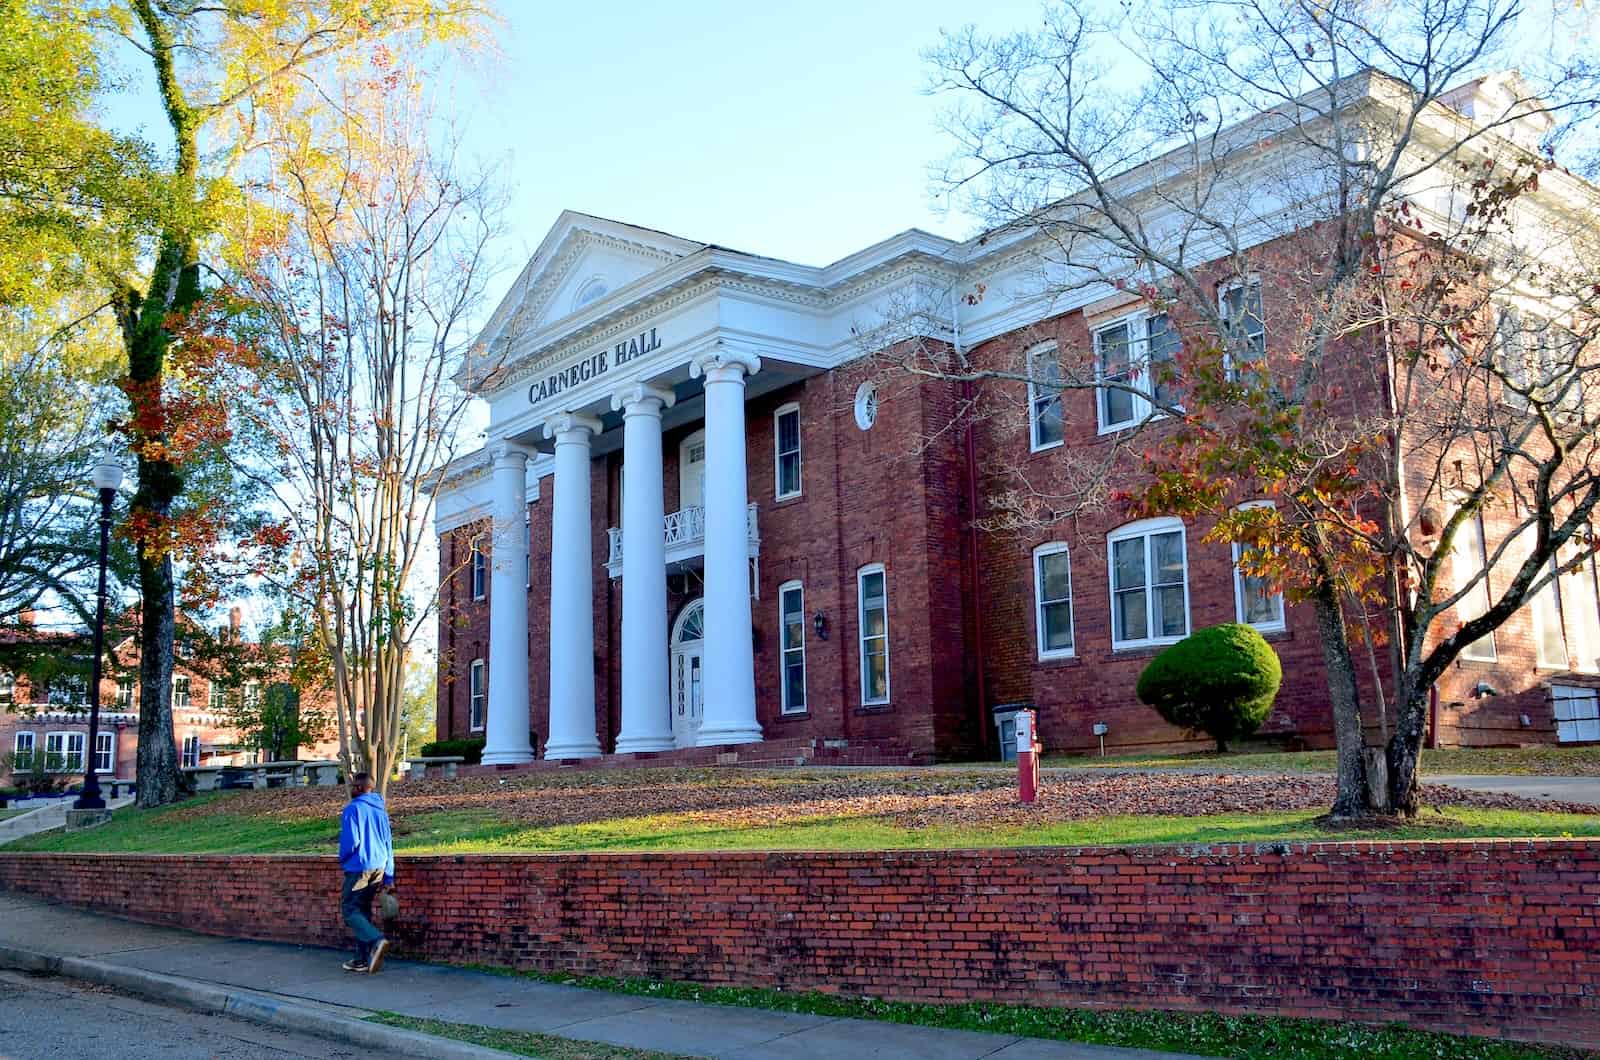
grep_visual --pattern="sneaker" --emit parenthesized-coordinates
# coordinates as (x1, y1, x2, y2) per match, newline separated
(366, 938, 390, 974)
(342, 959, 368, 973)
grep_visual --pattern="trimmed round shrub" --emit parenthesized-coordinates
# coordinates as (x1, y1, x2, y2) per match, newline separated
(1135, 623, 1282, 752)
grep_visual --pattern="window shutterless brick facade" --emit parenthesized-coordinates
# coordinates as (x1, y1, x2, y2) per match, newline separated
(436, 283, 1599, 758)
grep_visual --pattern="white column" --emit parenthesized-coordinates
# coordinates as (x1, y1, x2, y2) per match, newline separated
(482, 443, 534, 766)
(690, 348, 763, 746)
(612, 382, 677, 753)
(540, 413, 603, 760)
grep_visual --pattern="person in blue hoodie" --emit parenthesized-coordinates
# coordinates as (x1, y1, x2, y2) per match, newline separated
(338, 772, 395, 973)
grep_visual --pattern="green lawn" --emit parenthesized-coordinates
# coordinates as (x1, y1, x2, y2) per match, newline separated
(459, 968, 1595, 1060)
(1042, 744, 1600, 776)
(5, 795, 1598, 856)
(368, 1012, 681, 1059)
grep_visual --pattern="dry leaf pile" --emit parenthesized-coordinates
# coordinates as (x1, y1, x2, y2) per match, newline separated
(160, 767, 1598, 834)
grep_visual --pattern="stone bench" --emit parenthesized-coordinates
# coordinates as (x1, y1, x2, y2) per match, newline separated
(183, 767, 224, 792)
(300, 761, 342, 787)
(405, 756, 465, 780)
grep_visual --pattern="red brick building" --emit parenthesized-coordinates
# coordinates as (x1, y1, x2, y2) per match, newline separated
(1, 610, 338, 786)
(431, 74, 1600, 765)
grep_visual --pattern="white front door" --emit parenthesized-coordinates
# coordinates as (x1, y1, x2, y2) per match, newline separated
(671, 599, 705, 748)
(679, 430, 706, 510)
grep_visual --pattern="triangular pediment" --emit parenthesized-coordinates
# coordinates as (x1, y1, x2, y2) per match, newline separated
(479, 212, 705, 357)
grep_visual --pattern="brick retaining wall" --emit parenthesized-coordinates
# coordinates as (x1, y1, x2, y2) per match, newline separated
(2, 842, 1596, 1046)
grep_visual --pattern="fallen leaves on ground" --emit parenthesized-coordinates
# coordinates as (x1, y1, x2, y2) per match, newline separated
(159, 766, 1598, 836)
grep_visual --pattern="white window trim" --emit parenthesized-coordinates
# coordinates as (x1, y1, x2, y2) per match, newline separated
(1032, 542, 1076, 660)
(12, 730, 34, 766)
(94, 730, 115, 774)
(45, 731, 85, 773)
(1231, 501, 1287, 634)
(778, 580, 807, 714)
(172, 674, 191, 709)
(469, 658, 486, 732)
(0, 671, 13, 706)
(1562, 550, 1600, 675)
(180, 733, 200, 769)
(774, 403, 803, 501)
(1219, 276, 1266, 378)
(857, 564, 891, 706)
(470, 542, 486, 601)
(1026, 342, 1064, 452)
(1453, 513, 1497, 662)
(1094, 315, 1149, 434)
(1532, 557, 1570, 671)
(1106, 516, 1192, 650)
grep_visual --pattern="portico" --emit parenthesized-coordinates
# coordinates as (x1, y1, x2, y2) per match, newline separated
(478, 342, 780, 764)
(432, 209, 961, 767)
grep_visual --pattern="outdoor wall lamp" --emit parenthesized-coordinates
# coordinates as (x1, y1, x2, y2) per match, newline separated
(813, 612, 828, 640)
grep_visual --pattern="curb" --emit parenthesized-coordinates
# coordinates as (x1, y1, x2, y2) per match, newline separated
(0, 944, 509, 1059)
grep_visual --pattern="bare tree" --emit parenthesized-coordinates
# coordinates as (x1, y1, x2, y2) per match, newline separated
(223, 55, 506, 792)
(884, 0, 1600, 816)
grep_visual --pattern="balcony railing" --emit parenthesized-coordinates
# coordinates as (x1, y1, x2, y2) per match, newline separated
(606, 503, 759, 578)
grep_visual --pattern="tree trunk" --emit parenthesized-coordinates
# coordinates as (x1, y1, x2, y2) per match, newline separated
(1308, 571, 1374, 818)
(1386, 680, 1431, 817)
(135, 550, 178, 807)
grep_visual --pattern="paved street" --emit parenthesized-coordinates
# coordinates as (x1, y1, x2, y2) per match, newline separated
(1425, 773, 1600, 806)
(0, 968, 363, 1059)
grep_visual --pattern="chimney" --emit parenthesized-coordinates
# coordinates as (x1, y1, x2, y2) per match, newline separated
(229, 607, 243, 640)
(18, 609, 35, 628)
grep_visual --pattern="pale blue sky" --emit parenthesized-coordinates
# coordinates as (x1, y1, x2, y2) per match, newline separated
(460, 1, 1044, 268)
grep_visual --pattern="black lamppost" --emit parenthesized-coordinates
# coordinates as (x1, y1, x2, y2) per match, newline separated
(74, 460, 123, 811)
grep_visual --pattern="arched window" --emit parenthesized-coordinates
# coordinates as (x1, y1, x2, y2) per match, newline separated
(573, 276, 609, 310)
(1107, 517, 1190, 648)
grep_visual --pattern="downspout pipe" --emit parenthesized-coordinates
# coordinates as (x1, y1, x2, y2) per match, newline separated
(956, 287, 991, 754)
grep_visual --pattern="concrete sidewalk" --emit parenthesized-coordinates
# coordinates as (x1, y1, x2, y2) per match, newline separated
(0, 893, 1195, 1060)
(0, 795, 135, 843)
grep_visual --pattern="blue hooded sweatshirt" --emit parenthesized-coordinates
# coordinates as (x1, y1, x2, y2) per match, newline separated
(339, 791, 394, 883)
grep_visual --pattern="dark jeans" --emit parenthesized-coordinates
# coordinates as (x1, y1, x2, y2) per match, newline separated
(341, 869, 385, 962)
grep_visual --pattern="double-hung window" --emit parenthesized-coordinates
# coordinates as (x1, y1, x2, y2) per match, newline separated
(470, 542, 487, 601)
(46, 732, 84, 773)
(1095, 314, 1180, 432)
(1027, 344, 1064, 450)
(1232, 502, 1285, 632)
(47, 674, 86, 707)
(469, 659, 486, 731)
(12, 731, 34, 770)
(1221, 280, 1266, 377)
(181, 734, 200, 769)
(1108, 518, 1190, 648)
(1498, 307, 1584, 412)
(1033, 544, 1075, 659)
(0, 671, 13, 706)
(1560, 545, 1600, 674)
(243, 681, 261, 710)
(779, 581, 806, 713)
(1531, 557, 1569, 670)
(173, 674, 191, 708)
(775, 404, 802, 499)
(117, 675, 135, 709)
(1451, 513, 1496, 661)
(208, 681, 226, 710)
(94, 731, 114, 774)
(858, 565, 890, 705)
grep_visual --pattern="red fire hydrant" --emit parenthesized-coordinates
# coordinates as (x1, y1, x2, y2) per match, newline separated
(1016, 709, 1040, 803)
